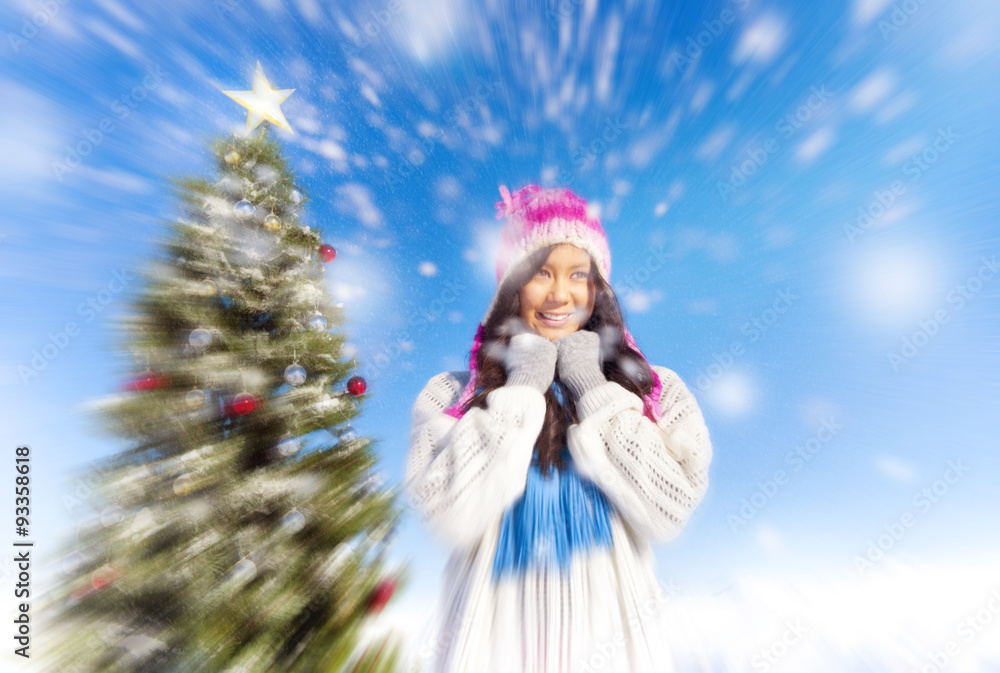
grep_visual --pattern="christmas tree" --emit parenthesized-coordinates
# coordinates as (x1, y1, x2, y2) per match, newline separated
(37, 69, 408, 673)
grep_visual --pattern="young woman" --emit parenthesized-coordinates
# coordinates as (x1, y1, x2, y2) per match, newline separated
(406, 184, 712, 672)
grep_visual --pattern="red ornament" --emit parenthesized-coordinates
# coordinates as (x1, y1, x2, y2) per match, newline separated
(125, 371, 169, 392)
(319, 244, 337, 263)
(230, 392, 258, 415)
(68, 583, 97, 605)
(366, 578, 397, 614)
(91, 565, 124, 591)
(347, 376, 367, 396)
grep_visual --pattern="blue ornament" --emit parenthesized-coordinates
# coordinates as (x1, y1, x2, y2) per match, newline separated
(229, 558, 256, 584)
(308, 314, 327, 331)
(284, 363, 306, 386)
(188, 328, 211, 350)
(234, 199, 255, 219)
(281, 509, 306, 533)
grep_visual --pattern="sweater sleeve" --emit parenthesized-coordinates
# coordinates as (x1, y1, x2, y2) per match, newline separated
(404, 371, 547, 552)
(565, 365, 712, 544)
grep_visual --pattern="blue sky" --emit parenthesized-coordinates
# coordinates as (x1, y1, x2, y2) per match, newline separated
(2, 0, 1000, 666)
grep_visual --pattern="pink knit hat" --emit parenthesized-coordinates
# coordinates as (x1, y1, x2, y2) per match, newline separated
(443, 184, 663, 422)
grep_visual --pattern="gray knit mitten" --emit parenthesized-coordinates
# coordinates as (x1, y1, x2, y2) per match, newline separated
(504, 332, 558, 394)
(554, 329, 606, 399)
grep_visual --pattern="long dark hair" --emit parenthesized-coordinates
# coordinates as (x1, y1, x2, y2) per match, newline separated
(461, 244, 655, 476)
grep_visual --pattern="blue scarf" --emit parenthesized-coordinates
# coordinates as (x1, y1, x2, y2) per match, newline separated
(491, 384, 615, 584)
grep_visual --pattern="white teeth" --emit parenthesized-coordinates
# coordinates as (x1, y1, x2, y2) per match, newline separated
(540, 312, 569, 321)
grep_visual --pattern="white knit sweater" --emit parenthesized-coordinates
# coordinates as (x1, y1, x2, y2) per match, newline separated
(405, 365, 712, 673)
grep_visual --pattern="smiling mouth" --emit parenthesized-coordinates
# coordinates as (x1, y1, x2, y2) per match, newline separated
(537, 311, 571, 326)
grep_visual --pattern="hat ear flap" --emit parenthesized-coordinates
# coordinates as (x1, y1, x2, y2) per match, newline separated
(444, 323, 486, 419)
(622, 326, 663, 423)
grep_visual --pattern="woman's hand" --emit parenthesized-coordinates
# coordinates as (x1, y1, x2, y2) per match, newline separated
(504, 332, 558, 393)
(554, 329, 606, 400)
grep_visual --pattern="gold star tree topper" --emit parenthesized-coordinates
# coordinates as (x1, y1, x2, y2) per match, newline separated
(222, 61, 295, 133)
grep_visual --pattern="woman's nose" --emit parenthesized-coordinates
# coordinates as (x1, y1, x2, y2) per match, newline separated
(548, 278, 569, 302)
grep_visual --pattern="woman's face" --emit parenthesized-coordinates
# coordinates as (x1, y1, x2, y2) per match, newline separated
(518, 243, 597, 340)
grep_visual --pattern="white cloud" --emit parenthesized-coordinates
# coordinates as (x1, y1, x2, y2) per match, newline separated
(7, 0, 80, 39)
(875, 91, 918, 124)
(753, 525, 786, 555)
(416, 121, 437, 138)
(798, 396, 841, 428)
(668, 180, 685, 200)
(707, 234, 739, 262)
(96, 0, 147, 32)
(764, 225, 794, 247)
(672, 228, 739, 262)
(695, 125, 735, 162)
(687, 298, 717, 315)
(360, 84, 381, 107)
(83, 18, 143, 59)
(939, 21, 998, 65)
(441, 354, 466, 372)
(418, 261, 438, 277)
(75, 166, 152, 193)
(875, 456, 918, 482)
(849, 69, 896, 113)
(331, 281, 366, 303)
(294, 0, 324, 25)
(319, 140, 347, 161)
(397, 0, 465, 63)
(470, 222, 501, 284)
(349, 58, 387, 91)
(848, 244, 944, 330)
(704, 371, 755, 417)
(407, 148, 425, 166)
(852, 0, 895, 27)
(295, 116, 323, 135)
(334, 183, 383, 228)
(622, 289, 663, 313)
(594, 12, 623, 103)
(436, 175, 461, 199)
(726, 69, 755, 101)
(0, 80, 62, 198)
(627, 107, 680, 169)
(882, 135, 927, 165)
(796, 126, 835, 163)
(155, 83, 194, 107)
(690, 82, 714, 114)
(732, 16, 787, 64)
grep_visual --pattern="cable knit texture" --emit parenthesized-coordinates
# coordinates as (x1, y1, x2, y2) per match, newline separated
(406, 364, 712, 672)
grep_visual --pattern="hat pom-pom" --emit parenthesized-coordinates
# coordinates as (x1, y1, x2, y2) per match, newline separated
(495, 184, 514, 220)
